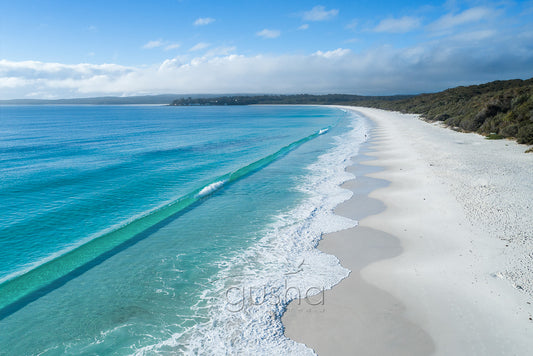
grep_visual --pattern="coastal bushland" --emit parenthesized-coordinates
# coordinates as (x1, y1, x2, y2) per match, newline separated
(353, 78, 533, 145)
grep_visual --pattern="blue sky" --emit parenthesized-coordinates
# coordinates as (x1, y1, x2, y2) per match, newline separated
(1, 0, 532, 99)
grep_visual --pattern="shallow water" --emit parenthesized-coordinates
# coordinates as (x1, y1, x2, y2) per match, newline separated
(0, 105, 367, 354)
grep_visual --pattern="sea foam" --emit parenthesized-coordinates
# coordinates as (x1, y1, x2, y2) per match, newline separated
(134, 110, 369, 355)
(197, 180, 226, 198)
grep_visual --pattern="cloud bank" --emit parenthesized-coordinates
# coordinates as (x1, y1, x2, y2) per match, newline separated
(2, 27, 532, 100)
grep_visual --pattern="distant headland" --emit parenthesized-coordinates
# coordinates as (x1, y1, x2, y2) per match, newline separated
(170, 78, 533, 145)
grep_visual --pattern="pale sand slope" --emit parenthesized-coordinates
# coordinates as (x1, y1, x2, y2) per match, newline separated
(283, 107, 533, 355)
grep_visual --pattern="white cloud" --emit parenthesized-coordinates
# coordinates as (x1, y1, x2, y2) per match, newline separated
(0, 76, 30, 88)
(429, 7, 497, 31)
(143, 40, 164, 49)
(256, 29, 281, 39)
(0, 60, 131, 78)
(298, 24, 309, 30)
(313, 48, 351, 58)
(144, 40, 181, 51)
(373, 16, 421, 33)
(189, 42, 210, 51)
(165, 43, 181, 50)
(194, 17, 215, 26)
(0, 60, 135, 97)
(303, 5, 338, 21)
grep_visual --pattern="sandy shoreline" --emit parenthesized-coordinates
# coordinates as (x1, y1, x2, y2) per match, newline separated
(283, 107, 533, 355)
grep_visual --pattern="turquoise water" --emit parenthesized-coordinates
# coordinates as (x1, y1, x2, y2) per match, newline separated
(0, 105, 367, 354)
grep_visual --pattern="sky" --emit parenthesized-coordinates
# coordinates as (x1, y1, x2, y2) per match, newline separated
(1, 0, 532, 99)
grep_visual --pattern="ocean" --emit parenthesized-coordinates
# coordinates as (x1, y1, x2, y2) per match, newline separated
(0, 105, 368, 355)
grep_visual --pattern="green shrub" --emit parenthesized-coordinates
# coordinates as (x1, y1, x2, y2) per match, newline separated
(445, 116, 462, 128)
(435, 113, 450, 121)
(462, 114, 485, 131)
(500, 124, 519, 137)
(503, 111, 517, 123)
(512, 94, 529, 107)
(486, 133, 505, 140)
(517, 124, 533, 144)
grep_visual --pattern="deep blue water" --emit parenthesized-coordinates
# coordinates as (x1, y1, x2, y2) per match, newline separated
(0, 105, 367, 355)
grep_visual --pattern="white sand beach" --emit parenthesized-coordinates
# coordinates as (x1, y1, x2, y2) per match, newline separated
(283, 107, 533, 355)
